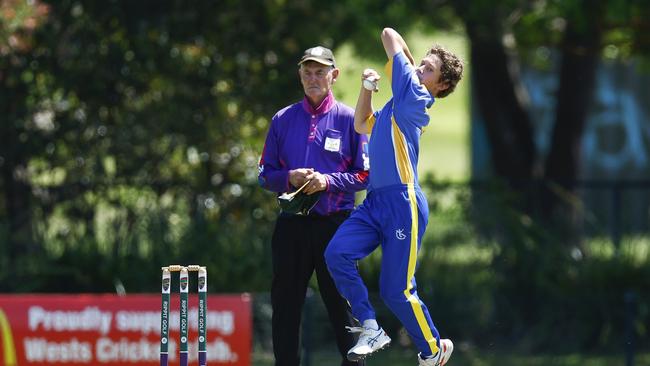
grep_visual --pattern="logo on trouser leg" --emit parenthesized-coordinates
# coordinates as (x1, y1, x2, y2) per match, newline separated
(395, 229, 406, 240)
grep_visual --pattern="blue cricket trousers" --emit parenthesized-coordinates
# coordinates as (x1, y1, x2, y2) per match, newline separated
(324, 184, 441, 357)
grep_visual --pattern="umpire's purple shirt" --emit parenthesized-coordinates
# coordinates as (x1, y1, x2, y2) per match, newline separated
(258, 91, 369, 216)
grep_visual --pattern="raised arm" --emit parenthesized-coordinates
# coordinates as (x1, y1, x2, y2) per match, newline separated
(381, 27, 415, 66)
(354, 68, 380, 134)
(353, 89, 372, 134)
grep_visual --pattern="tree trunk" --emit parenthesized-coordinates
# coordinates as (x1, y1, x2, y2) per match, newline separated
(0, 68, 38, 291)
(543, 3, 603, 220)
(466, 24, 537, 190)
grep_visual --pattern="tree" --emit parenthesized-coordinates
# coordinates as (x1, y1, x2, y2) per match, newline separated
(0, 0, 51, 282)
(451, 0, 648, 222)
(338, 0, 649, 221)
(0, 0, 377, 292)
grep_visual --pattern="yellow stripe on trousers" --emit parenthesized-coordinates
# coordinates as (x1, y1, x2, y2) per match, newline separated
(391, 114, 438, 355)
(403, 183, 439, 356)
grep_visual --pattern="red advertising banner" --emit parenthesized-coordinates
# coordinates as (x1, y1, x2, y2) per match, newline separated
(0, 294, 251, 365)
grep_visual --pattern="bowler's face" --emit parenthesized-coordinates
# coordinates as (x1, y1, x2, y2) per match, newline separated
(416, 54, 447, 97)
(299, 62, 338, 105)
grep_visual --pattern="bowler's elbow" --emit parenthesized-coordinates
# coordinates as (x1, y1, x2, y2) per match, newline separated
(354, 119, 368, 135)
(381, 27, 396, 40)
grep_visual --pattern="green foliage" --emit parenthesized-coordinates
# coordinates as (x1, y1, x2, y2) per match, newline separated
(2, 0, 352, 292)
(2, 0, 650, 356)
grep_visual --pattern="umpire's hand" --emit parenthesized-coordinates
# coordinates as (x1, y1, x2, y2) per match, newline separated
(303, 171, 327, 195)
(289, 168, 314, 188)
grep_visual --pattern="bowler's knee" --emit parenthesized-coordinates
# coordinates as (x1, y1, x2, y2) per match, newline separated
(379, 283, 407, 307)
(325, 238, 348, 268)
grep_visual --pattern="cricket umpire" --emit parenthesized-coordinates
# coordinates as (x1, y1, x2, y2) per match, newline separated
(258, 45, 369, 366)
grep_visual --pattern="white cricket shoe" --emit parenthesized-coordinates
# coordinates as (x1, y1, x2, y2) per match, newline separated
(345, 325, 391, 361)
(418, 339, 454, 366)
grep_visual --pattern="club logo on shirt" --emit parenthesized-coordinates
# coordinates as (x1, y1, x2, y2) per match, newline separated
(395, 229, 407, 240)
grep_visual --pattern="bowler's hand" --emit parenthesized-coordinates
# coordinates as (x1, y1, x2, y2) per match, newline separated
(289, 168, 314, 189)
(362, 68, 381, 91)
(303, 171, 328, 195)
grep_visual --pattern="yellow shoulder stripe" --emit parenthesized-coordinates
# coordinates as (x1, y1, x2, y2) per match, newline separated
(366, 114, 376, 132)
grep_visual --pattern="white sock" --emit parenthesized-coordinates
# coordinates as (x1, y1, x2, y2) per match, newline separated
(362, 319, 379, 330)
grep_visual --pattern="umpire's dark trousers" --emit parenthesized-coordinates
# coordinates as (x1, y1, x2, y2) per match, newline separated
(271, 212, 363, 366)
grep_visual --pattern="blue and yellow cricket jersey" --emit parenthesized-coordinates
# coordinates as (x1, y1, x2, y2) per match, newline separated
(366, 51, 434, 190)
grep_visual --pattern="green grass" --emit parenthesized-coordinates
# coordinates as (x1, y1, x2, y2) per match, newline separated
(252, 348, 649, 366)
(332, 29, 470, 182)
